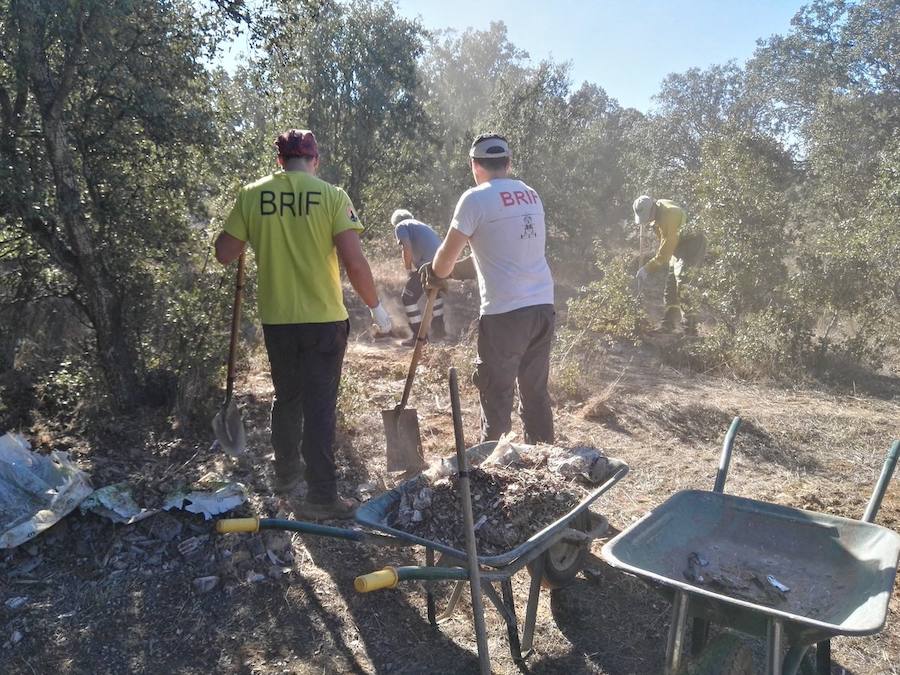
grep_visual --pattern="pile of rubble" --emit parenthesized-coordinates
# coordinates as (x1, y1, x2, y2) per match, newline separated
(387, 441, 612, 556)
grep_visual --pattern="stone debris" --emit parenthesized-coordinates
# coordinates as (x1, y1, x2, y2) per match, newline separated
(388, 442, 613, 556)
(4, 596, 28, 610)
(389, 465, 583, 556)
(192, 575, 219, 594)
(177, 536, 204, 558)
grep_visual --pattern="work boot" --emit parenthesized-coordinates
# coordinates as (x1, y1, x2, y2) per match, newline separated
(274, 465, 306, 496)
(682, 314, 699, 337)
(296, 496, 358, 520)
(430, 315, 446, 340)
(661, 305, 682, 332)
(402, 323, 422, 347)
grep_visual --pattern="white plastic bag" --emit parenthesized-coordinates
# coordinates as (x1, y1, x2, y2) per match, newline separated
(0, 433, 93, 548)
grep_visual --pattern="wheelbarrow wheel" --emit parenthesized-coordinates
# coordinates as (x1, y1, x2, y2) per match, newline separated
(527, 511, 591, 589)
(687, 633, 753, 675)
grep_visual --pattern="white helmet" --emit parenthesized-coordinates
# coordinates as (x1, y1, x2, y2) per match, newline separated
(632, 195, 655, 225)
(391, 209, 414, 227)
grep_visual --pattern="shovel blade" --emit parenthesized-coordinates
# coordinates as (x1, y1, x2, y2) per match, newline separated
(382, 407, 426, 473)
(212, 398, 247, 457)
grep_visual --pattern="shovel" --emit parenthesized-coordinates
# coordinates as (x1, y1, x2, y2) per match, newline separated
(382, 287, 438, 473)
(212, 252, 247, 456)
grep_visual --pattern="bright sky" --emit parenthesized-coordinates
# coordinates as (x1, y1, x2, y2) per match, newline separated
(394, 0, 805, 111)
(215, 1, 807, 112)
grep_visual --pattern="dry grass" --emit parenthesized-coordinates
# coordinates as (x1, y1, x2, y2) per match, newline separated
(2, 271, 898, 675)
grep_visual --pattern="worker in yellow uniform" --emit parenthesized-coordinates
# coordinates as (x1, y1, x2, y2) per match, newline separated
(633, 195, 707, 334)
(215, 129, 391, 519)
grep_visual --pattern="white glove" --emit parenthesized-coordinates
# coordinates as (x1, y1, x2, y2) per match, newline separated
(635, 265, 650, 287)
(634, 265, 650, 295)
(370, 301, 392, 335)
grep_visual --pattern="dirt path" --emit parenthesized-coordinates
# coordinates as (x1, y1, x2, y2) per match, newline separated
(2, 308, 898, 674)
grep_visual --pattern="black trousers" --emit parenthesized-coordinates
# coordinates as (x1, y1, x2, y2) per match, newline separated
(475, 304, 555, 444)
(262, 320, 348, 503)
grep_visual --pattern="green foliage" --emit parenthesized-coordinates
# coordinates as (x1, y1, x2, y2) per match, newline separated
(691, 129, 797, 325)
(35, 359, 92, 417)
(3, 0, 899, 425)
(564, 255, 648, 342)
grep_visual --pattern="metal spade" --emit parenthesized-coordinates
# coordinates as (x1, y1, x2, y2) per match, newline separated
(212, 253, 247, 456)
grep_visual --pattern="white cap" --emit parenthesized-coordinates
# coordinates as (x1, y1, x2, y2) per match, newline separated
(391, 209, 414, 227)
(469, 134, 511, 159)
(633, 195, 655, 225)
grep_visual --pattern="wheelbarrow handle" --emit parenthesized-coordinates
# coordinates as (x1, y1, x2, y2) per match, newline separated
(354, 565, 470, 592)
(863, 440, 900, 523)
(713, 416, 742, 493)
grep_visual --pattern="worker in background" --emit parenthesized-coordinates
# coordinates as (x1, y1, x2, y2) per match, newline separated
(422, 133, 555, 444)
(391, 209, 447, 346)
(632, 195, 707, 335)
(214, 129, 391, 519)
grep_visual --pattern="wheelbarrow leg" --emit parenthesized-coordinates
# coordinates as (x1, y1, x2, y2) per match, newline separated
(766, 617, 784, 675)
(664, 590, 690, 675)
(426, 547, 437, 626)
(436, 581, 467, 623)
(521, 554, 545, 653)
(815, 640, 830, 675)
(482, 580, 526, 663)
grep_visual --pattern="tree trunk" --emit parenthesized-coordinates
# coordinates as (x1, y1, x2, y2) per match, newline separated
(15, 1, 142, 409)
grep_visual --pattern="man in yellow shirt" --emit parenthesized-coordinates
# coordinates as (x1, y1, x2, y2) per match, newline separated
(215, 129, 391, 519)
(633, 195, 707, 334)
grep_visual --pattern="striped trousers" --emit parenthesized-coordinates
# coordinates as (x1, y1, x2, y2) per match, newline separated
(402, 272, 445, 338)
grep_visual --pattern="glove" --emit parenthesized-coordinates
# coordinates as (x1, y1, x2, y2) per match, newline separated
(370, 301, 392, 335)
(449, 256, 477, 281)
(635, 266, 650, 286)
(633, 265, 650, 295)
(419, 262, 449, 292)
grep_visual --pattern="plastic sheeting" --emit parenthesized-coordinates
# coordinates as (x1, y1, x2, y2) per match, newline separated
(0, 433, 93, 548)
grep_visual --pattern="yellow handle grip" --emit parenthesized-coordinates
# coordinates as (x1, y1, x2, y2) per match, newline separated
(354, 567, 399, 593)
(216, 517, 260, 534)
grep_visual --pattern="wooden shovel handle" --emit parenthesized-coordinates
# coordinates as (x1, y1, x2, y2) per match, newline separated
(225, 253, 245, 402)
(398, 287, 438, 410)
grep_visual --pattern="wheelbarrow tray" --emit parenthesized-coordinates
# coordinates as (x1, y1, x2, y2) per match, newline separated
(357, 441, 629, 568)
(602, 490, 900, 643)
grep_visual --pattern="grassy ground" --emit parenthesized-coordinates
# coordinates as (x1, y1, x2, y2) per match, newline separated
(1, 270, 898, 674)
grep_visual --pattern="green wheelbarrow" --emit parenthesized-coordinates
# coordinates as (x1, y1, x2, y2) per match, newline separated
(602, 418, 900, 675)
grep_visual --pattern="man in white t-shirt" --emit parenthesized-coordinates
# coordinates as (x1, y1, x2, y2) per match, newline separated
(421, 133, 555, 443)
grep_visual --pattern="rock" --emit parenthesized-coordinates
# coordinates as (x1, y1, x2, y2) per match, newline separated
(246, 537, 266, 560)
(11, 630, 22, 644)
(4, 597, 28, 610)
(245, 571, 266, 583)
(177, 536, 204, 558)
(262, 531, 291, 554)
(147, 512, 183, 542)
(193, 575, 219, 594)
(412, 487, 433, 510)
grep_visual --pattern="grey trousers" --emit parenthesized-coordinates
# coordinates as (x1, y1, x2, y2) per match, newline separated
(663, 231, 708, 319)
(474, 304, 555, 444)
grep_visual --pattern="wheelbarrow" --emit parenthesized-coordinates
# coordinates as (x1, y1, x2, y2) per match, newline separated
(602, 417, 900, 675)
(353, 440, 629, 664)
(217, 440, 629, 665)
